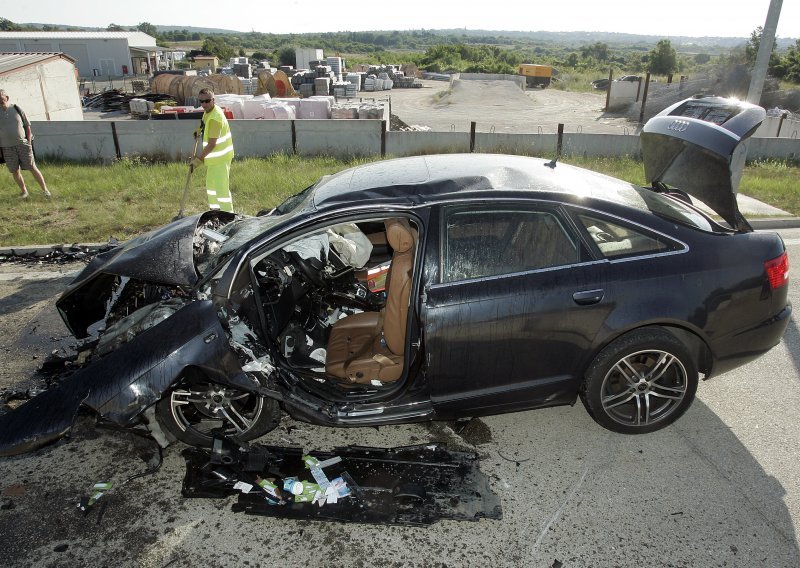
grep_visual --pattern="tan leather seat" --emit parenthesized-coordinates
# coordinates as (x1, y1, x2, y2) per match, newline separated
(326, 219, 415, 384)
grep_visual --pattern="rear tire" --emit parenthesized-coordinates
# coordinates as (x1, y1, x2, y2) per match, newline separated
(581, 329, 698, 434)
(155, 377, 280, 447)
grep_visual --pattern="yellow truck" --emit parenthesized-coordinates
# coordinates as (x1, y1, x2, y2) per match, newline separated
(518, 64, 553, 88)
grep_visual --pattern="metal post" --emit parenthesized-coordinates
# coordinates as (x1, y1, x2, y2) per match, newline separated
(470, 121, 476, 153)
(556, 123, 564, 158)
(639, 73, 651, 124)
(111, 122, 121, 159)
(604, 69, 613, 111)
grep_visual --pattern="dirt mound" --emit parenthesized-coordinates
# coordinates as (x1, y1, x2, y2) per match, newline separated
(441, 79, 531, 107)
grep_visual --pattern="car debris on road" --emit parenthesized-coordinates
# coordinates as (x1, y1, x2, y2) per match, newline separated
(182, 437, 502, 526)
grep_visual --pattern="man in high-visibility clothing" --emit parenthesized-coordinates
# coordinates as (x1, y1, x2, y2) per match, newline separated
(191, 89, 234, 212)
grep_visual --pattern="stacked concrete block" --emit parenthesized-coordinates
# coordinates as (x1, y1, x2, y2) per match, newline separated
(327, 57, 343, 81)
(314, 77, 331, 96)
(331, 104, 359, 119)
(298, 97, 332, 119)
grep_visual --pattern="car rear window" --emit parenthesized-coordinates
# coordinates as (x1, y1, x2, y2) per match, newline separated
(632, 187, 714, 231)
(577, 214, 676, 259)
(602, 184, 714, 232)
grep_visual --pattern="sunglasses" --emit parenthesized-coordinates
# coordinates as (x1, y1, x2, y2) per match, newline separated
(198, 99, 212, 103)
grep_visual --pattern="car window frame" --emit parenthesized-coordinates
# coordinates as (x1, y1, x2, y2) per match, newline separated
(438, 202, 589, 285)
(564, 205, 688, 263)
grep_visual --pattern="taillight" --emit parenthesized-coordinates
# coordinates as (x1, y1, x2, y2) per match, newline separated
(764, 252, 789, 289)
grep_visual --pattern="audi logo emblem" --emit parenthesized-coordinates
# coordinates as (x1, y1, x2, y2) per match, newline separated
(667, 120, 690, 132)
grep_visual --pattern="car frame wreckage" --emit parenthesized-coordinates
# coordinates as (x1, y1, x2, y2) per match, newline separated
(0, 96, 792, 523)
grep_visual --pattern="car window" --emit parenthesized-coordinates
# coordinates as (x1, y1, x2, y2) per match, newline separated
(443, 208, 579, 282)
(577, 214, 673, 259)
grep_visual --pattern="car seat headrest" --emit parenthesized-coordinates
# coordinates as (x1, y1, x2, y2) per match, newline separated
(385, 219, 414, 253)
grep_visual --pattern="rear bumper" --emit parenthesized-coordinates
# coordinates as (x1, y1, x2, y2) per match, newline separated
(708, 302, 792, 378)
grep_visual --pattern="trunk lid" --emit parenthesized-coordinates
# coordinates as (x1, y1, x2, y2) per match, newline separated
(640, 96, 766, 232)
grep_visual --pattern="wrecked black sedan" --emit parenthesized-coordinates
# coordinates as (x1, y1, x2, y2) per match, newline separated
(0, 96, 791, 456)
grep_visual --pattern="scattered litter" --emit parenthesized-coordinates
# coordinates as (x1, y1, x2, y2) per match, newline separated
(78, 482, 113, 512)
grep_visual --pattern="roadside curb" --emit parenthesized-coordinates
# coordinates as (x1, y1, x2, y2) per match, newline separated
(2, 218, 799, 259)
(748, 217, 800, 230)
(0, 242, 113, 259)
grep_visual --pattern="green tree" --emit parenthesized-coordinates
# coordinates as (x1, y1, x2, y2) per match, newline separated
(746, 26, 764, 64)
(771, 38, 800, 82)
(565, 53, 579, 67)
(745, 26, 783, 77)
(201, 36, 236, 61)
(0, 18, 22, 31)
(647, 39, 677, 74)
(580, 42, 609, 62)
(694, 53, 711, 65)
(277, 46, 296, 67)
(107, 23, 124, 31)
(136, 22, 158, 38)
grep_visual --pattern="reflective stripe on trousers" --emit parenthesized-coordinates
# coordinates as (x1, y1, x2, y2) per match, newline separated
(206, 162, 233, 212)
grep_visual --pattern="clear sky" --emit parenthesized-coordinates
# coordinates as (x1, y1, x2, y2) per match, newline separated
(3, 0, 799, 39)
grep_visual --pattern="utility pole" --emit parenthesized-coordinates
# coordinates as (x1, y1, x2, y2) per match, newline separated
(747, 0, 783, 104)
(731, 0, 783, 194)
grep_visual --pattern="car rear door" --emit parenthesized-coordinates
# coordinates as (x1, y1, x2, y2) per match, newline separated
(422, 203, 614, 418)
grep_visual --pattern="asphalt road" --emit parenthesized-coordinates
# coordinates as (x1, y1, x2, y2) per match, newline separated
(0, 228, 799, 568)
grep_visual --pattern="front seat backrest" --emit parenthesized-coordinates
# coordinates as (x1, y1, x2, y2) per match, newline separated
(382, 218, 415, 355)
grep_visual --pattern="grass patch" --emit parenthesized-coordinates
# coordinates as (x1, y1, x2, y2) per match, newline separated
(739, 159, 800, 215)
(0, 154, 796, 247)
(0, 154, 371, 246)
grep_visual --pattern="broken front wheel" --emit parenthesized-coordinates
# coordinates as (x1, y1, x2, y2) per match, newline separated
(155, 379, 280, 447)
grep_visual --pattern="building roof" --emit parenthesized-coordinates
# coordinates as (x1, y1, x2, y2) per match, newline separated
(0, 31, 155, 44)
(0, 52, 76, 76)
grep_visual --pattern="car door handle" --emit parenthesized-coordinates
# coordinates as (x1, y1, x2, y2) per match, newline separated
(572, 289, 604, 305)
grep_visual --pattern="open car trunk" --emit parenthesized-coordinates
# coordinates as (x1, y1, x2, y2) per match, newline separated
(640, 95, 767, 232)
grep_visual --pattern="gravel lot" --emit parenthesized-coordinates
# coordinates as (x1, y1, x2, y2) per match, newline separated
(83, 78, 639, 135)
(386, 79, 638, 134)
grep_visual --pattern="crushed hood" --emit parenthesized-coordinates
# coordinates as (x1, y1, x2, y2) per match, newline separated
(640, 96, 766, 231)
(56, 211, 237, 338)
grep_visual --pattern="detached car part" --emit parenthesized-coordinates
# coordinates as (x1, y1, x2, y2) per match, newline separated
(182, 438, 502, 526)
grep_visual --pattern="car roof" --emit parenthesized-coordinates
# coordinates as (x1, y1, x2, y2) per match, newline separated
(310, 153, 640, 209)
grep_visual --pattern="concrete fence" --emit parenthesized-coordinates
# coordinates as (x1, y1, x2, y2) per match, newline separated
(30, 119, 799, 163)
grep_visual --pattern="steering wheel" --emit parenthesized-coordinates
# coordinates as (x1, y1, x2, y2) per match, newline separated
(289, 251, 325, 286)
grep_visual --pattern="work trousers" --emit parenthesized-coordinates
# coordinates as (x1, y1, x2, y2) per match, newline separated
(205, 162, 233, 212)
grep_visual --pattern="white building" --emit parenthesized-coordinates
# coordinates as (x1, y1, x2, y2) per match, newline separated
(0, 31, 159, 77)
(0, 52, 83, 120)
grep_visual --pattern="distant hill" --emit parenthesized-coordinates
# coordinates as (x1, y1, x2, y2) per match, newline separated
(12, 23, 797, 49)
(16, 23, 244, 34)
(427, 29, 796, 50)
(153, 25, 241, 34)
